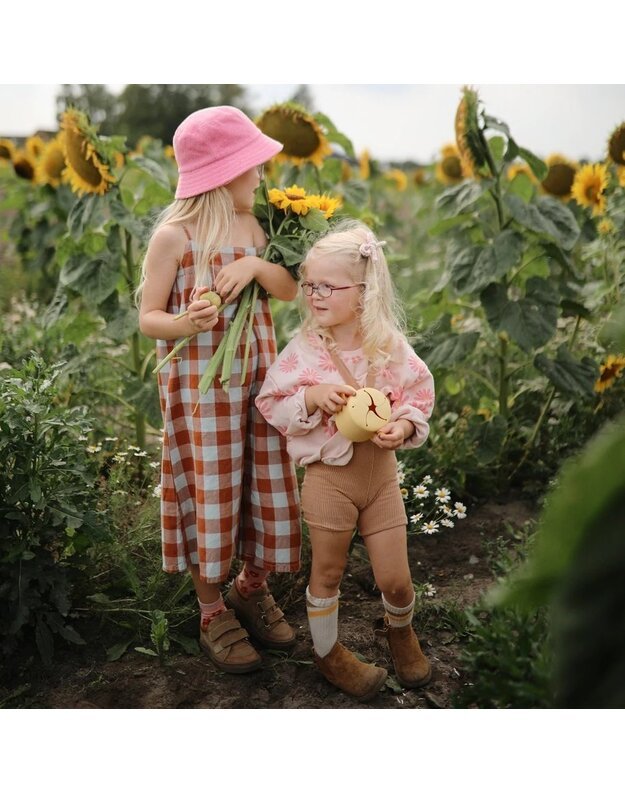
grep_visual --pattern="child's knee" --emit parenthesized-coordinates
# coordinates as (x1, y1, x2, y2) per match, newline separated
(312, 560, 346, 592)
(378, 578, 414, 604)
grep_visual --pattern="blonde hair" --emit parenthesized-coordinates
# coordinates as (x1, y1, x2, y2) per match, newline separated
(299, 219, 405, 370)
(135, 187, 234, 307)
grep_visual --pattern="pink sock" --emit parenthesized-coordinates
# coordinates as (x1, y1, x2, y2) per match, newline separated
(198, 596, 227, 630)
(235, 563, 269, 597)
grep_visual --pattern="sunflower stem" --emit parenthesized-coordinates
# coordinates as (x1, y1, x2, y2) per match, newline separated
(241, 282, 260, 386)
(152, 336, 192, 375)
(122, 228, 146, 448)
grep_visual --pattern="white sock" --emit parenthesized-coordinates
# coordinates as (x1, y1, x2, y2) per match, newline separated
(382, 593, 415, 628)
(306, 586, 339, 658)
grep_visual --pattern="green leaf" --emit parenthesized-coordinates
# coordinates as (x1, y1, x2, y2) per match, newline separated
(488, 415, 625, 612)
(170, 633, 201, 655)
(470, 414, 507, 464)
(450, 231, 524, 294)
(507, 172, 535, 203)
(127, 155, 171, 190)
(443, 374, 464, 395)
(341, 180, 369, 208)
(487, 136, 506, 164)
(77, 259, 120, 304)
(103, 306, 139, 342)
(505, 195, 580, 250)
(534, 345, 598, 398)
(299, 208, 329, 232)
(134, 646, 159, 657)
(517, 147, 548, 181)
(314, 112, 355, 159)
(436, 180, 488, 218)
(106, 639, 133, 661)
(424, 332, 480, 369)
(67, 195, 105, 239)
(481, 278, 559, 352)
(428, 213, 475, 237)
(536, 197, 580, 250)
(267, 236, 305, 268)
(483, 115, 512, 137)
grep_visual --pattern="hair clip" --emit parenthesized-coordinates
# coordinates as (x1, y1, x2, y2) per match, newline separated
(358, 233, 387, 264)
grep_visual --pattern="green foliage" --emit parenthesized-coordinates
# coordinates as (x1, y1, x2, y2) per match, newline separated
(0, 354, 110, 663)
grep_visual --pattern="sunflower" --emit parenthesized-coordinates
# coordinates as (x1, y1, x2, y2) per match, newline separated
(256, 103, 332, 168)
(164, 145, 175, 160)
(268, 184, 310, 215)
(594, 354, 625, 393)
(359, 149, 371, 180)
(617, 166, 625, 189)
(597, 218, 615, 236)
(413, 168, 426, 186)
(60, 108, 115, 196)
(571, 163, 609, 216)
(306, 193, 342, 219)
(25, 135, 47, 160)
(541, 154, 577, 199)
(340, 160, 352, 181)
(454, 86, 486, 178)
(0, 138, 16, 161)
(435, 144, 465, 184)
(607, 122, 625, 166)
(384, 168, 408, 191)
(35, 134, 66, 187)
(12, 149, 36, 182)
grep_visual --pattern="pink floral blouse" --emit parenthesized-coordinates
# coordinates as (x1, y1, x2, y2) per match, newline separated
(255, 331, 435, 467)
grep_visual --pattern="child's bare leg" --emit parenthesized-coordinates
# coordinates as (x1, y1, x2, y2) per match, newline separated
(363, 525, 413, 607)
(188, 564, 222, 604)
(364, 525, 431, 688)
(308, 527, 353, 598)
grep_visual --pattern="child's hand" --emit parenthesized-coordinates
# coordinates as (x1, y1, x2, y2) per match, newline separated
(372, 420, 413, 450)
(307, 383, 357, 415)
(214, 256, 258, 304)
(187, 287, 219, 333)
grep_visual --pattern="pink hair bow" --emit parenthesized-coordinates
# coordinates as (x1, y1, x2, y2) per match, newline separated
(359, 233, 386, 264)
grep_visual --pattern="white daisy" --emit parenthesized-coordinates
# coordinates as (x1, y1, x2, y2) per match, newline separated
(397, 461, 406, 485)
(454, 502, 467, 518)
(422, 521, 439, 535)
(435, 487, 451, 503)
(421, 475, 433, 485)
(423, 583, 437, 598)
(441, 518, 455, 528)
(86, 444, 102, 454)
(442, 505, 454, 516)
(410, 512, 424, 525)
(413, 485, 429, 499)
(133, 450, 148, 458)
(152, 484, 162, 498)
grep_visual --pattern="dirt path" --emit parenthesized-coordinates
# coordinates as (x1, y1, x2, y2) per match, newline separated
(4, 499, 534, 709)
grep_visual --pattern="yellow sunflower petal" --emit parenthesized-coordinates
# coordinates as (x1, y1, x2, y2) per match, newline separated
(60, 108, 115, 196)
(35, 134, 66, 187)
(571, 163, 609, 216)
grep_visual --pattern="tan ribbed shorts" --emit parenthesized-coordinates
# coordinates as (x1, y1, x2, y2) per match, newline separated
(301, 442, 407, 537)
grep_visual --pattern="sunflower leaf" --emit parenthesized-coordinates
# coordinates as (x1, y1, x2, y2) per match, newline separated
(533, 345, 598, 398)
(436, 180, 489, 217)
(314, 112, 355, 159)
(517, 147, 548, 181)
(424, 332, 480, 370)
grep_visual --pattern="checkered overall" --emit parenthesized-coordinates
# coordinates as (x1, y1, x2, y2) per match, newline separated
(156, 233, 301, 583)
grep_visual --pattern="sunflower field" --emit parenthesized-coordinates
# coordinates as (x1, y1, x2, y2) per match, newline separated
(1, 90, 624, 709)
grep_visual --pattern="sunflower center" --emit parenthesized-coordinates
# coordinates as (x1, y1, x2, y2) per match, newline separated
(65, 126, 105, 187)
(14, 158, 34, 180)
(260, 111, 321, 158)
(442, 155, 462, 179)
(585, 183, 599, 201)
(543, 163, 575, 196)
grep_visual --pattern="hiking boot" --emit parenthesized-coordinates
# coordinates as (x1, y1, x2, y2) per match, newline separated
(225, 582, 296, 650)
(199, 609, 262, 673)
(314, 641, 387, 702)
(382, 617, 432, 688)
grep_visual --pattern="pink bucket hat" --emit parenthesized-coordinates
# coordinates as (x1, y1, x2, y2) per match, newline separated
(173, 106, 283, 199)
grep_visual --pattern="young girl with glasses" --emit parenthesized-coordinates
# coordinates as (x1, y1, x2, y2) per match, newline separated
(256, 219, 435, 701)
(137, 106, 301, 674)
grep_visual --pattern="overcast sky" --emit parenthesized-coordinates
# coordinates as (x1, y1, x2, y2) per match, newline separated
(1, 83, 623, 164)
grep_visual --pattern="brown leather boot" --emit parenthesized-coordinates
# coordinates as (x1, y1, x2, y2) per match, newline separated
(224, 582, 296, 650)
(383, 617, 432, 688)
(199, 609, 262, 673)
(314, 642, 387, 702)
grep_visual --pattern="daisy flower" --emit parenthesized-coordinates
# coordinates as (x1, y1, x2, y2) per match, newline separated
(454, 502, 467, 518)
(413, 485, 429, 499)
(422, 521, 439, 535)
(435, 487, 451, 503)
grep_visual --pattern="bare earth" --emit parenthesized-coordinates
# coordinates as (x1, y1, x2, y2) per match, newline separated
(3, 499, 534, 709)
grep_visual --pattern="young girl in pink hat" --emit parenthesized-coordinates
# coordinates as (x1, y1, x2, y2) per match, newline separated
(256, 220, 435, 701)
(138, 106, 301, 674)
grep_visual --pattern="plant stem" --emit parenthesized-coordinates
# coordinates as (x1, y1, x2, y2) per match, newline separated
(122, 228, 146, 448)
(498, 334, 509, 418)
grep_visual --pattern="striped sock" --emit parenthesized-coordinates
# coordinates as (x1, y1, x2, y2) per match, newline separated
(382, 593, 415, 628)
(306, 586, 339, 658)
(235, 563, 269, 597)
(198, 596, 227, 631)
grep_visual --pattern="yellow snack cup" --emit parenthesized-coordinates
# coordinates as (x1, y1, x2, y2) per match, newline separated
(335, 387, 392, 442)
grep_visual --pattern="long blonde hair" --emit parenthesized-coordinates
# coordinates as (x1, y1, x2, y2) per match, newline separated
(135, 187, 234, 307)
(299, 219, 406, 370)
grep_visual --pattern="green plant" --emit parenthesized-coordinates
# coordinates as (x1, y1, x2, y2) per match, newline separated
(0, 354, 110, 663)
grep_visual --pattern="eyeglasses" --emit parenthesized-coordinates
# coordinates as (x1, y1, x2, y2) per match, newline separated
(301, 281, 364, 299)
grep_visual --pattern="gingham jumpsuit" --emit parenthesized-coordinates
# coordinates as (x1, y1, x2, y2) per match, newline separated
(156, 229, 301, 584)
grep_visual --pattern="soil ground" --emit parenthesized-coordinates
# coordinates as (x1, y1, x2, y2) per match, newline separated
(1, 498, 535, 709)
